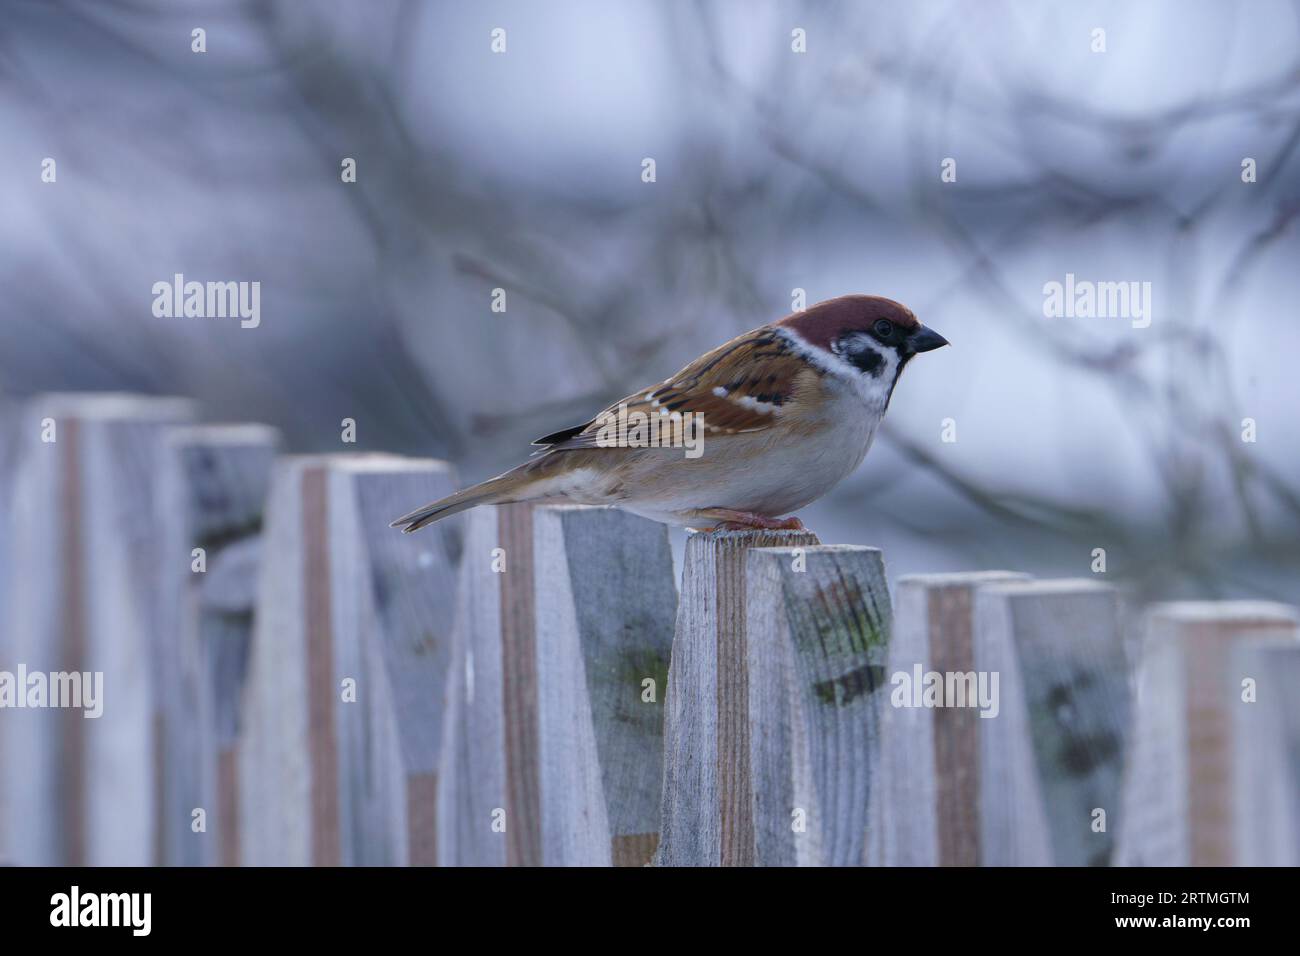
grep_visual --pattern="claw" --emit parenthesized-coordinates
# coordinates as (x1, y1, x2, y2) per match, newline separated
(692, 510, 806, 532)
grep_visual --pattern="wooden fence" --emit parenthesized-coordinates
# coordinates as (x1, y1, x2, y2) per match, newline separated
(1, 393, 1297, 866)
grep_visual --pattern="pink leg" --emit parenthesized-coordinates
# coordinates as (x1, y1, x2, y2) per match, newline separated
(687, 509, 806, 532)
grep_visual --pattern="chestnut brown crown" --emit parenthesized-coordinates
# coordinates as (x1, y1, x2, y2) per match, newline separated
(777, 295, 947, 357)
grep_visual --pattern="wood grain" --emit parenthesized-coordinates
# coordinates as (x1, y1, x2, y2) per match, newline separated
(872, 572, 1029, 866)
(498, 502, 541, 867)
(532, 505, 675, 866)
(436, 504, 510, 865)
(655, 528, 819, 867)
(60, 417, 86, 866)
(1116, 601, 1298, 865)
(747, 545, 892, 866)
(1232, 641, 1300, 865)
(239, 456, 318, 865)
(0, 404, 13, 864)
(155, 424, 278, 866)
(1, 394, 195, 865)
(240, 454, 460, 865)
(974, 579, 1130, 866)
(302, 465, 340, 866)
(330, 457, 461, 865)
(440, 503, 674, 866)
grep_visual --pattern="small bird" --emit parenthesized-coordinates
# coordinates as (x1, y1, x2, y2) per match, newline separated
(391, 295, 947, 533)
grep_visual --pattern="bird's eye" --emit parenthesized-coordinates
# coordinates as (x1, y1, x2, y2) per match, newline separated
(873, 319, 894, 338)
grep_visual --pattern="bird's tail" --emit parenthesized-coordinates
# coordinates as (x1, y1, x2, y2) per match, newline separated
(389, 472, 527, 533)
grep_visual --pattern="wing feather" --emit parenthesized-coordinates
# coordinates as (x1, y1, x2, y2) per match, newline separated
(531, 327, 814, 452)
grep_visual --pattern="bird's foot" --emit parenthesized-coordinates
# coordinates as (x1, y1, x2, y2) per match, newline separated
(693, 509, 806, 532)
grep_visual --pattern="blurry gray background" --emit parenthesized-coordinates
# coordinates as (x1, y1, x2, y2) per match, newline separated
(2, 0, 1298, 601)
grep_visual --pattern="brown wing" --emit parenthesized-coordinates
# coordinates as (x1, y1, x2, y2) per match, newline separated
(533, 326, 815, 451)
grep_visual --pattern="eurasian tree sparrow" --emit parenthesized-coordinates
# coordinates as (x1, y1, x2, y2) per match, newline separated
(392, 295, 948, 532)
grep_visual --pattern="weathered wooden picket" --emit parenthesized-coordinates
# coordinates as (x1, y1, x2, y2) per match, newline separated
(1, 393, 1297, 866)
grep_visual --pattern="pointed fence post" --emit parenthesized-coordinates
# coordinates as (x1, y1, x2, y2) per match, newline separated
(155, 423, 279, 866)
(974, 579, 1131, 866)
(436, 503, 518, 867)
(238, 456, 322, 866)
(532, 505, 675, 865)
(654, 527, 820, 867)
(1116, 601, 1298, 865)
(238, 454, 460, 865)
(746, 545, 893, 866)
(0, 393, 195, 865)
(870, 571, 1031, 867)
(0, 402, 18, 865)
(329, 457, 461, 866)
(438, 503, 676, 866)
(1232, 641, 1300, 866)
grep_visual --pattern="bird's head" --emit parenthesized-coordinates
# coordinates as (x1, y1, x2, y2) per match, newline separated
(776, 295, 948, 405)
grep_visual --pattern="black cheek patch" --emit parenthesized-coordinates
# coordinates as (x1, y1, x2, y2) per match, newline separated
(849, 347, 884, 376)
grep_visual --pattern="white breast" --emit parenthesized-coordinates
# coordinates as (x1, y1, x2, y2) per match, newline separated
(613, 375, 885, 525)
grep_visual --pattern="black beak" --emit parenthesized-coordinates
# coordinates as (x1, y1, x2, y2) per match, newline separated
(909, 325, 949, 353)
